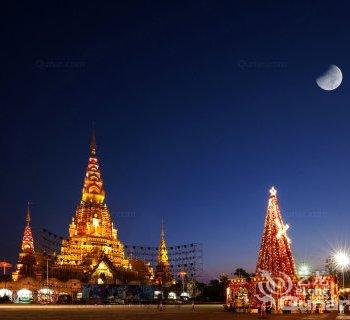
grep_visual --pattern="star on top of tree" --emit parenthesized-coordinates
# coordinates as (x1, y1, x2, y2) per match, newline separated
(269, 186, 277, 197)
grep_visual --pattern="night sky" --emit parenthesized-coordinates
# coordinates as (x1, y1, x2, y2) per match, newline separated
(1, 1, 350, 281)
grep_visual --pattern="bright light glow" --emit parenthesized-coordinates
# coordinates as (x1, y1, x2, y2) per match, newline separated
(92, 217, 100, 228)
(334, 251, 350, 270)
(154, 290, 163, 299)
(38, 288, 54, 295)
(298, 264, 311, 277)
(168, 292, 177, 299)
(275, 219, 291, 243)
(0, 289, 12, 298)
(17, 289, 32, 299)
(269, 186, 277, 196)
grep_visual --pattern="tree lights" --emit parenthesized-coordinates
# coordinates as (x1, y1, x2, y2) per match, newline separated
(256, 186, 296, 276)
(227, 187, 338, 312)
(275, 219, 291, 243)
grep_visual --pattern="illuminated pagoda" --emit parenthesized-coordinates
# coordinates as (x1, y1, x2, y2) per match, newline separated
(256, 186, 296, 276)
(12, 204, 37, 281)
(155, 221, 173, 286)
(55, 133, 134, 284)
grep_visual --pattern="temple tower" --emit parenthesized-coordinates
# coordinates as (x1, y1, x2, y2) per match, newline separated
(155, 221, 173, 286)
(12, 204, 36, 281)
(57, 133, 128, 275)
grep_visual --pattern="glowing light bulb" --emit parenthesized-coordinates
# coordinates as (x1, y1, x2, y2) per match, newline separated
(334, 251, 350, 270)
(298, 263, 310, 276)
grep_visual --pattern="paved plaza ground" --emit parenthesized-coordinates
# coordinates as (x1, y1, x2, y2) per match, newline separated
(0, 304, 347, 320)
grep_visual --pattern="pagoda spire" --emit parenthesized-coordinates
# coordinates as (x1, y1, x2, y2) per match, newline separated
(81, 131, 106, 204)
(161, 218, 165, 239)
(155, 219, 173, 285)
(57, 133, 128, 271)
(26, 201, 31, 226)
(90, 127, 97, 156)
(158, 219, 169, 265)
(21, 203, 34, 253)
(256, 186, 296, 276)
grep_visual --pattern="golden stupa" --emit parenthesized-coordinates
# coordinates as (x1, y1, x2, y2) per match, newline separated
(155, 221, 173, 286)
(56, 133, 130, 283)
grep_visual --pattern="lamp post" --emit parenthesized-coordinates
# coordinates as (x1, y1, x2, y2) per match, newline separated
(333, 251, 350, 315)
(178, 271, 187, 295)
(334, 251, 350, 289)
(43, 252, 51, 303)
(0, 261, 12, 276)
(0, 261, 12, 298)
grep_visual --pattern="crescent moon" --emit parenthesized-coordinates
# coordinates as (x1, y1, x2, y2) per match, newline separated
(316, 65, 343, 91)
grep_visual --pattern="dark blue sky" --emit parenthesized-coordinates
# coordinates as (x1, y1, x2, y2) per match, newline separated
(1, 1, 350, 280)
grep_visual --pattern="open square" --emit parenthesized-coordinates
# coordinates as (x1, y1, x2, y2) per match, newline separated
(0, 305, 341, 320)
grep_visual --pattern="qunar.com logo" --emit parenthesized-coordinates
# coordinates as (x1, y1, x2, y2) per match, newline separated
(254, 269, 293, 309)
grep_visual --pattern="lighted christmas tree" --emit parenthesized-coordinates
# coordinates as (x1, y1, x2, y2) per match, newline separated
(256, 187, 296, 277)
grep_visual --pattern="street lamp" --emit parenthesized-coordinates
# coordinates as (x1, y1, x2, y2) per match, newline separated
(0, 261, 12, 299)
(333, 251, 350, 288)
(0, 261, 12, 276)
(178, 271, 187, 294)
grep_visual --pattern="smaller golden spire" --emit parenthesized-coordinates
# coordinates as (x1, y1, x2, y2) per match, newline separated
(158, 219, 169, 265)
